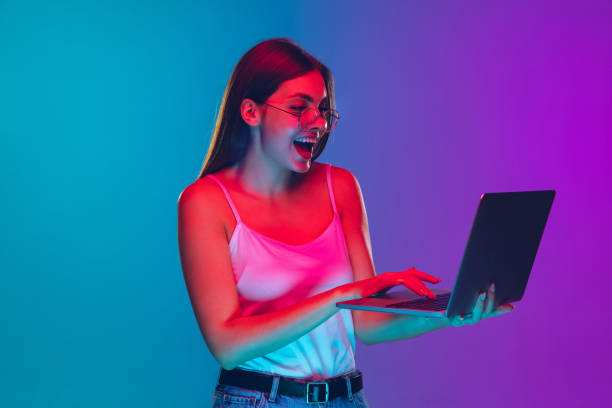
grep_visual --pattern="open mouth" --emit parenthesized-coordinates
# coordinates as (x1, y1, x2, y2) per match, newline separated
(293, 138, 317, 159)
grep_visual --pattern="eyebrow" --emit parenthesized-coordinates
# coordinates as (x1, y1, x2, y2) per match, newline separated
(286, 93, 328, 104)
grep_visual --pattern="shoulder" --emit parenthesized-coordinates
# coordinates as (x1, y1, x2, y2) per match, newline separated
(330, 162, 358, 183)
(323, 163, 364, 216)
(177, 174, 231, 224)
(178, 176, 219, 209)
(311, 161, 358, 186)
(327, 163, 361, 195)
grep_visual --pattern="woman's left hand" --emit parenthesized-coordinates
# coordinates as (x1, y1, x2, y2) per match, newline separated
(448, 283, 514, 327)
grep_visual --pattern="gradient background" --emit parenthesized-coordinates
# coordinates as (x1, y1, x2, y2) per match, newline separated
(1, 1, 610, 407)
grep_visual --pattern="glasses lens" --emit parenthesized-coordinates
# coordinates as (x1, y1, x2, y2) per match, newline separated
(299, 108, 339, 131)
(324, 110, 339, 131)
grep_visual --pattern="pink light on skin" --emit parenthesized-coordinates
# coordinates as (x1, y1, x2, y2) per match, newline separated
(256, 70, 329, 174)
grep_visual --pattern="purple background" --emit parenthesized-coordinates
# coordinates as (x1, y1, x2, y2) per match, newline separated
(310, 2, 612, 406)
(1, 1, 610, 406)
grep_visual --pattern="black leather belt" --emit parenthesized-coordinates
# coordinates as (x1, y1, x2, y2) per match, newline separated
(217, 368, 363, 404)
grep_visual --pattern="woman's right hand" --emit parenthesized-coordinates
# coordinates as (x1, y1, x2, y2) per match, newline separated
(338, 267, 442, 301)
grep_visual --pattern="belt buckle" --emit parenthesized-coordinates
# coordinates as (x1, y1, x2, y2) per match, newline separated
(306, 382, 329, 404)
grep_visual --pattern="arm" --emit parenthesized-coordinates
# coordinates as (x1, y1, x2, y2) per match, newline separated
(331, 166, 451, 345)
(178, 180, 363, 370)
(345, 311, 452, 345)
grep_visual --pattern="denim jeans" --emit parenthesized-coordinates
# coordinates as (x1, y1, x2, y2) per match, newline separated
(211, 377, 370, 407)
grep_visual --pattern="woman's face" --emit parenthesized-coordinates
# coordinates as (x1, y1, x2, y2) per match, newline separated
(258, 70, 328, 173)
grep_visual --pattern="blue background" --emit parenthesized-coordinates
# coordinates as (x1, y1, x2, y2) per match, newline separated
(1, 1, 610, 406)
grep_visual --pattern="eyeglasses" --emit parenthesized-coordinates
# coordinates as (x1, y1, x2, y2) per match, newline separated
(263, 103, 339, 132)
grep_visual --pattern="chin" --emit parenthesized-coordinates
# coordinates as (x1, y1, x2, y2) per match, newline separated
(292, 159, 313, 173)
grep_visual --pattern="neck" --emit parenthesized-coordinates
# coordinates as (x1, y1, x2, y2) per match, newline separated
(229, 147, 304, 201)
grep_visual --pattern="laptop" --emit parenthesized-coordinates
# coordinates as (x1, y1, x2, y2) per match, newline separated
(337, 190, 555, 319)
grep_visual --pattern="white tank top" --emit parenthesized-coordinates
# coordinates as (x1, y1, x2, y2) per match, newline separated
(207, 163, 356, 379)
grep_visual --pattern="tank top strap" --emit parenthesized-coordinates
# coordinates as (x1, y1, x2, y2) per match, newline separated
(206, 174, 242, 224)
(325, 163, 339, 215)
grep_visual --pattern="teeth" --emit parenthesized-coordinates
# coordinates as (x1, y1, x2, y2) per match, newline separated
(294, 136, 317, 143)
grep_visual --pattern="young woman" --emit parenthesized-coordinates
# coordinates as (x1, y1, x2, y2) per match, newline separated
(178, 38, 513, 407)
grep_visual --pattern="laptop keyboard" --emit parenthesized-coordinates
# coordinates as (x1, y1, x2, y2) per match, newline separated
(387, 292, 451, 311)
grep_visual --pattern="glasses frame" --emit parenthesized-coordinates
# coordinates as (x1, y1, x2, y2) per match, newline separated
(263, 103, 339, 132)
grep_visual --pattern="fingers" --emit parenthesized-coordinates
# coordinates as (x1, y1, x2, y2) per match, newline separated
(449, 316, 464, 327)
(372, 273, 412, 297)
(380, 268, 441, 299)
(404, 276, 436, 299)
(491, 303, 514, 317)
(472, 283, 499, 323)
(409, 268, 442, 284)
(396, 268, 440, 299)
(483, 283, 496, 318)
(472, 291, 486, 322)
(383, 271, 434, 298)
(451, 301, 514, 329)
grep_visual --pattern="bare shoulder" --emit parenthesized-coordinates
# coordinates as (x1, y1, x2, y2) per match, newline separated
(329, 164, 361, 194)
(327, 164, 363, 216)
(177, 175, 232, 229)
(178, 177, 222, 212)
(328, 164, 358, 186)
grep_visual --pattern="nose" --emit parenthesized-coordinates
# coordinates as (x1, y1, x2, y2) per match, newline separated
(304, 108, 327, 133)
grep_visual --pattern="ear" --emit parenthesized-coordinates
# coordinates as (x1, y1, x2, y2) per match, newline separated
(240, 98, 262, 127)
